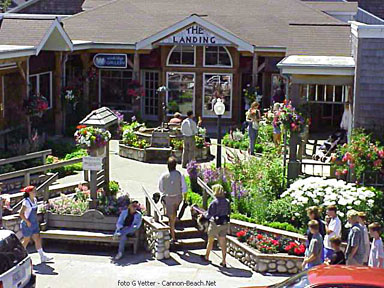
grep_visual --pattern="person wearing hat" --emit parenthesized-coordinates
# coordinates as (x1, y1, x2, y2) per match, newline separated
(358, 211, 370, 265)
(169, 112, 182, 125)
(113, 200, 142, 260)
(345, 210, 366, 266)
(19, 186, 53, 263)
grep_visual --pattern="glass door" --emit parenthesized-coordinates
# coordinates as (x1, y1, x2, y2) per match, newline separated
(141, 70, 159, 120)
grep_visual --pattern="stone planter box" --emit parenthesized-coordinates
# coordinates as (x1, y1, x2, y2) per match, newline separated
(227, 235, 303, 274)
(119, 143, 147, 162)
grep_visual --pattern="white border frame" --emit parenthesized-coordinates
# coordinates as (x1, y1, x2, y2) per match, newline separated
(93, 53, 128, 69)
(29, 71, 53, 109)
(202, 72, 233, 119)
(141, 69, 160, 120)
(203, 46, 233, 68)
(98, 68, 134, 112)
(166, 71, 196, 117)
(166, 45, 196, 67)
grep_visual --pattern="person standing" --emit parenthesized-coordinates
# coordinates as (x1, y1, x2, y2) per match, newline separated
(324, 205, 342, 260)
(325, 236, 346, 265)
(159, 157, 187, 242)
(368, 223, 384, 268)
(114, 201, 142, 260)
(302, 220, 324, 270)
(181, 111, 198, 168)
(201, 184, 230, 267)
(272, 103, 282, 152)
(246, 102, 261, 155)
(345, 210, 366, 266)
(19, 186, 53, 263)
(358, 211, 371, 265)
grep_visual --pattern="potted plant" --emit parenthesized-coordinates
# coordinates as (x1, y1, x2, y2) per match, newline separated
(74, 125, 111, 156)
(24, 94, 49, 117)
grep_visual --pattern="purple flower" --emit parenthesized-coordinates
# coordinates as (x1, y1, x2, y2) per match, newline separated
(231, 181, 247, 199)
(187, 161, 200, 178)
(202, 168, 219, 183)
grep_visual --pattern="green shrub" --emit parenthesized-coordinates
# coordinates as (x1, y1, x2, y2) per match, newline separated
(0, 164, 15, 174)
(109, 180, 120, 196)
(231, 213, 257, 224)
(185, 191, 203, 207)
(263, 222, 300, 233)
(264, 197, 303, 229)
(48, 149, 87, 177)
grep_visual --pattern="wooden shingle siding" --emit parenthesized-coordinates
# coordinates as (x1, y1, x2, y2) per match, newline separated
(353, 37, 384, 134)
(17, 0, 85, 15)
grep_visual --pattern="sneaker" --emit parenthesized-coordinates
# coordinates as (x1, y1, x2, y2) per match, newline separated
(114, 252, 123, 260)
(41, 255, 53, 263)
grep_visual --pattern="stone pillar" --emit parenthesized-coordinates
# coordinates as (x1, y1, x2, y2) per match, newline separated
(54, 52, 64, 135)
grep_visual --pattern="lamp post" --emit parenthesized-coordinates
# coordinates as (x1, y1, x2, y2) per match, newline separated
(214, 98, 225, 168)
(157, 86, 169, 129)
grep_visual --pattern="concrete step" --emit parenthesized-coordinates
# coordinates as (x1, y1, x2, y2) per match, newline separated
(172, 237, 207, 250)
(175, 227, 204, 239)
(164, 219, 196, 229)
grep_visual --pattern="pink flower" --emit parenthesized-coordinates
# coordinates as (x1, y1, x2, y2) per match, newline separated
(342, 169, 348, 175)
(374, 160, 382, 167)
(349, 163, 355, 169)
(335, 171, 341, 176)
(379, 150, 384, 159)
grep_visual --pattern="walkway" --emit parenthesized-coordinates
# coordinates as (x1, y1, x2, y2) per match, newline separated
(45, 140, 288, 287)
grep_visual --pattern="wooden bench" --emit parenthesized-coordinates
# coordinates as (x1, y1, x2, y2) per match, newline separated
(40, 210, 140, 254)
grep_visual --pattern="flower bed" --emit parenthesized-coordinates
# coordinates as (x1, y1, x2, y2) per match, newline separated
(227, 219, 305, 274)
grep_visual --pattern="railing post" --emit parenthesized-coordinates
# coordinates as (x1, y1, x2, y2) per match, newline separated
(24, 172, 30, 187)
(202, 189, 208, 211)
(84, 170, 89, 182)
(146, 196, 151, 217)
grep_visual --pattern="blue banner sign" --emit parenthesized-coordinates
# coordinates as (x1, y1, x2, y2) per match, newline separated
(93, 54, 127, 69)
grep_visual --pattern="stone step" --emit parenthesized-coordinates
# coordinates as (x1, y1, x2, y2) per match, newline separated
(172, 237, 207, 250)
(164, 219, 196, 228)
(175, 227, 204, 239)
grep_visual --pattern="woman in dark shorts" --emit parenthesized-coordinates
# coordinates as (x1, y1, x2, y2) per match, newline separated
(201, 184, 230, 267)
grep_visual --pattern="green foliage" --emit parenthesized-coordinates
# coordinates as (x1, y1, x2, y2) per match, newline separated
(0, 164, 15, 174)
(264, 222, 300, 233)
(44, 140, 77, 158)
(185, 190, 203, 207)
(47, 148, 87, 177)
(264, 197, 303, 229)
(195, 136, 205, 149)
(121, 122, 149, 149)
(171, 138, 183, 151)
(108, 180, 120, 197)
(258, 123, 274, 144)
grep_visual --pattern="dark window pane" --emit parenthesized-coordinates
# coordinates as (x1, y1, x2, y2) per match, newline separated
(39, 73, 51, 107)
(182, 51, 194, 65)
(169, 51, 181, 65)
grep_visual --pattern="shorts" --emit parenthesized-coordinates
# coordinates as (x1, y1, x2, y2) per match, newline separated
(164, 194, 182, 217)
(207, 222, 229, 238)
(21, 220, 40, 237)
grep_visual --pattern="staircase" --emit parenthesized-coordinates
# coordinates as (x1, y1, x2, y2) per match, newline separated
(164, 219, 207, 251)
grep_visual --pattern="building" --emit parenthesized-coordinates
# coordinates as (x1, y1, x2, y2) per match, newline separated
(0, 0, 383, 140)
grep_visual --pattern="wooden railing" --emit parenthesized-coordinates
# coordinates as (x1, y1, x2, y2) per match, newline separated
(300, 161, 332, 178)
(197, 177, 214, 210)
(142, 185, 165, 224)
(0, 158, 82, 186)
(0, 149, 52, 167)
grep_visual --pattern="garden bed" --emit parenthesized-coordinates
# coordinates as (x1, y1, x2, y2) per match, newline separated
(119, 143, 147, 162)
(227, 236, 303, 274)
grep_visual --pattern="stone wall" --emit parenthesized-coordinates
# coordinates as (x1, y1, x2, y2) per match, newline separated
(227, 236, 303, 274)
(2, 213, 44, 239)
(143, 216, 171, 260)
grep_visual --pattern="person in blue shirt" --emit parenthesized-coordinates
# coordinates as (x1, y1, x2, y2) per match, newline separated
(114, 201, 142, 260)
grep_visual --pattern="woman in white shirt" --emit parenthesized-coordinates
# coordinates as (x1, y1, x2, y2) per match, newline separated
(19, 186, 53, 263)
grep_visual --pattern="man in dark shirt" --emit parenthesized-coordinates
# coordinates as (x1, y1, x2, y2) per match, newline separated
(326, 236, 346, 265)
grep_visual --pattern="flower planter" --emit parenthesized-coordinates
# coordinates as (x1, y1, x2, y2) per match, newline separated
(227, 235, 303, 274)
(119, 143, 147, 162)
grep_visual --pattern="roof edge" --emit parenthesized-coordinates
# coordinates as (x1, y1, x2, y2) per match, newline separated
(7, 0, 41, 13)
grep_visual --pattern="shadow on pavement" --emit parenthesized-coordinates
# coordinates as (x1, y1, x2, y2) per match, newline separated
(33, 263, 58, 276)
(111, 252, 154, 267)
(175, 250, 211, 266)
(213, 264, 253, 278)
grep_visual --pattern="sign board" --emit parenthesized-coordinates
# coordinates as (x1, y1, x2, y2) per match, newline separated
(83, 156, 103, 171)
(159, 24, 231, 46)
(93, 54, 127, 69)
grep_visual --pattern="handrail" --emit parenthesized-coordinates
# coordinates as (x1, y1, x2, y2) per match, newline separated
(0, 157, 82, 186)
(197, 177, 214, 210)
(0, 149, 52, 166)
(141, 185, 166, 224)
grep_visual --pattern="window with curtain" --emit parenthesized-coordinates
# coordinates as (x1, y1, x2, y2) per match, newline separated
(203, 73, 232, 118)
(166, 72, 195, 116)
(167, 46, 195, 66)
(204, 46, 232, 67)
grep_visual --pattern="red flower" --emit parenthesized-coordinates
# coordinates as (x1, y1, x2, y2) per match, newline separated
(77, 125, 86, 129)
(272, 240, 279, 246)
(257, 234, 263, 240)
(236, 231, 246, 238)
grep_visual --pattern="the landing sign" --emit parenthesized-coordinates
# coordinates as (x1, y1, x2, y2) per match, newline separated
(159, 25, 231, 46)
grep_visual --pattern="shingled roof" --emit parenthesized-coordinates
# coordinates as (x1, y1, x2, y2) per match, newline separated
(302, 1, 358, 13)
(63, 0, 351, 56)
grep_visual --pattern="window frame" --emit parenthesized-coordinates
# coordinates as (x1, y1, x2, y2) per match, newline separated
(98, 68, 134, 112)
(166, 45, 196, 67)
(166, 71, 196, 117)
(202, 72, 233, 119)
(28, 71, 53, 109)
(203, 46, 233, 68)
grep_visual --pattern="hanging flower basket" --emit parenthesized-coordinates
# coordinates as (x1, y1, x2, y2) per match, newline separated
(24, 94, 49, 117)
(74, 125, 111, 150)
(127, 80, 145, 100)
(274, 100, 305, 133)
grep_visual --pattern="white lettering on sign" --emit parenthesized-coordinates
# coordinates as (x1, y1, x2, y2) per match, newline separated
(159, 25, 231, 46)
(83, 156, 103, 171)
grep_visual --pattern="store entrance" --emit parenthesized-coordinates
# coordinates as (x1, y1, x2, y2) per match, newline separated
(141, 70, 160, 120)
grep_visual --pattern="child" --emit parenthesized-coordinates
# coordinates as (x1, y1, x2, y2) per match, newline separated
(325, 236, 346, 265)
(302, 220, 324, 270)
(358, 211, 371, 265)
(368, 222, 384, 268)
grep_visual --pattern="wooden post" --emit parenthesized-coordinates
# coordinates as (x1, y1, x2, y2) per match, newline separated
(17, 61, 30, 138)
(89, 148, 98, 209)
(202, 189, 208, 210)
(80, 53, 91, 109)
(104, 142, 110, 195)
(24, 172, 30, 187)
(252, 53, 258, 88)
(54, 52, 64, 135)
(133, 52, 140, 81)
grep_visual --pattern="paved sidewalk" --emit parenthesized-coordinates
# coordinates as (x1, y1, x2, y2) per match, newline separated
(30, 245, 287, 288)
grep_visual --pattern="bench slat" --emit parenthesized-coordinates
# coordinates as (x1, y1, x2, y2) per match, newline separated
(40, 229, 137, 243)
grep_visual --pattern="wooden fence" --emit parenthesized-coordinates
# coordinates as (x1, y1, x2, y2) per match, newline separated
(0, 149, 52, 166)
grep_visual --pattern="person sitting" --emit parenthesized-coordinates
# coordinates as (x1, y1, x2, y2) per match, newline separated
(114, 201, 142, 260)
(325, 236, 346, 265)
(169, 112, 182, 125)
